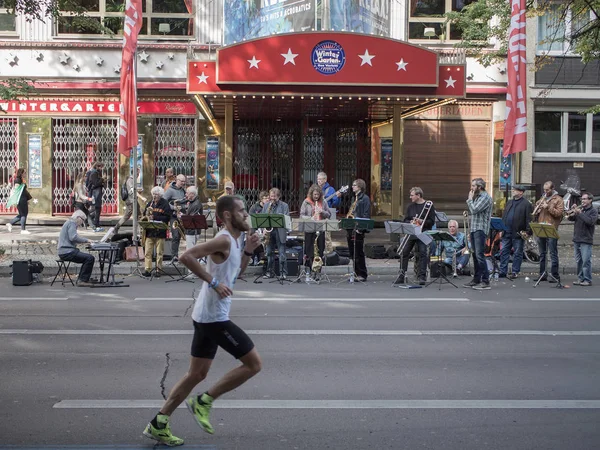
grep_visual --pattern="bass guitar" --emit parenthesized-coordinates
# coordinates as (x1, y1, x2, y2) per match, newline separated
(325, 185, 349, 203)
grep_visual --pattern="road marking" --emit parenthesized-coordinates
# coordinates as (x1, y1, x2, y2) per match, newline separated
(530, 298, 600, 302)
(54, 399, 600, 409)
(133, 297, 470, 302)
(0, 297, 74, 301)
(1, 329, 599, 336)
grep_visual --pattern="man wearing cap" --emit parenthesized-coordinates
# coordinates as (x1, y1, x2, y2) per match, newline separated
(57, 210, 95, 287)
(498, 185, 533, 278)
(221, 181, 246, 208)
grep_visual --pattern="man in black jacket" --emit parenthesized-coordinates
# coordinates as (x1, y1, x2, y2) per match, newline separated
(346, 178, 371, 281)
(397, 187, 436, 285)
(569, 192, 598, 286)
(142, 186, 172, 278)
(87, 161, 105, 233)
(182, 186, 204, 250)
(499, 185, 532, 278)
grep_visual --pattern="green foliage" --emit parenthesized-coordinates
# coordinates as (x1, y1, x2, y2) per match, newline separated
(0, 79, 35, 110)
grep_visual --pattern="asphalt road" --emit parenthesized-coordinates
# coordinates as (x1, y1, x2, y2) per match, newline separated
(1, 275, 599, 450)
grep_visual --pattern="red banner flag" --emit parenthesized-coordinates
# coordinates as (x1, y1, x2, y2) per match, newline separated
(503, 0, 527, 157)
(118, 0, 143, 156)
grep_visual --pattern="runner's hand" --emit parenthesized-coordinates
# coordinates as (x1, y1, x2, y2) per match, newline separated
(214, 283, 232, 299)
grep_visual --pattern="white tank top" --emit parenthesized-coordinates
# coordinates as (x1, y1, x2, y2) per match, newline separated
(191, 229, 241, 323)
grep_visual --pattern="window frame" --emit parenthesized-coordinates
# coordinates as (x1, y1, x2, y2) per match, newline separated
(408, 0, 474, 43)
(536, 3, 597, 56)
(0, 4, 18, 36)
(534, 108, 600, 159)
(55, 0, 194, 40)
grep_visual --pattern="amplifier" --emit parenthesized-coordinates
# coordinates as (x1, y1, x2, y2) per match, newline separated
(274, 247, 303, 277)
(12, 260, 44, 286)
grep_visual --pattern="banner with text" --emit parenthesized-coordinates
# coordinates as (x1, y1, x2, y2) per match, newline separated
(224, 0, 316, 45)
(330, 0, 390, 36)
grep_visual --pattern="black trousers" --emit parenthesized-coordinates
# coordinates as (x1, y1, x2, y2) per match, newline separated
(400, 236, 428, 280)
(304, 232, 325, 267)
(346, 230, 367, 279)
(59, 249, 95, 282)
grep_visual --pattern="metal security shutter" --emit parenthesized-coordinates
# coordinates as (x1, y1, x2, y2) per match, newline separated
(0, 117, 18, 214)
(403, 120, 491, 215)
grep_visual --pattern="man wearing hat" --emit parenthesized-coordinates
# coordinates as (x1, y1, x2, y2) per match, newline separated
(57, 210, 95, 287)
(221, 180, 246, 208)
(498, 184, 533, 278)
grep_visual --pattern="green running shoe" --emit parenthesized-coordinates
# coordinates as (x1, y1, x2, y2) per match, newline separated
(143, 414, 184, 447)
(186, 395, 214, 434)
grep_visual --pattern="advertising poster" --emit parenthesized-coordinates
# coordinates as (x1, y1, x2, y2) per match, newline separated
(27, 134, 42, 188)
(499, 143, 512, 190)
(129, 136, 143, 189)
(224, 0, 316, 45)
(330, 0, 390, 36)
(380, 138, 392, 191)
(206, 137, 220, 190)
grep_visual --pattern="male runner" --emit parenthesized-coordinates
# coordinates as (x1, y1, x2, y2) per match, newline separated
(143, 195, 262, 446)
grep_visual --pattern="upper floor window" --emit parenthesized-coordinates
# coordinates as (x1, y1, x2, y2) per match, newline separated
(409, 0, 476, 42)
(0, 0, 17, 35)
(537, 3, 595, 54)
(57, 0, 193, 39)
(535, 111, 600, 157)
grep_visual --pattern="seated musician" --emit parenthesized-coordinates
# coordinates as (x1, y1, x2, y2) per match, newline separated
(437, 220, 470, 274)
(57, 210, 95, 287)
(141, 186, 171, 278)
(182, 186, 204, 250)
(300, 184, 331, 269)
(397, 187, 436, 286)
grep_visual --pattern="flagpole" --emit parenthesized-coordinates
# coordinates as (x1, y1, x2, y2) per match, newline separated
(132, 50, 139, 244)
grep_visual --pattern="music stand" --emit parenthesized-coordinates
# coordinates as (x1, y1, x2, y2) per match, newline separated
(385, 221, 432, 288)
(292, 218, 333, 284)
(337, 217, 374, 285)
(138, 221, 173, 280)
(425, 231, 459, 290)
(530, 222, 563, 288)
(250, 213, 292, 285)
(489, 218, 508, 281)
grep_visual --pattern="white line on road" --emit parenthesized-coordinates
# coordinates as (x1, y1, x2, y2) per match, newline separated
(133, 297, 470, 302)
(1, 329, 599, 336)
(530, 298, 600, 302)
(53, 399, 600, 409)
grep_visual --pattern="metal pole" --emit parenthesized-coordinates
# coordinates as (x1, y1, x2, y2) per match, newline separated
(132, 51, 139, 242)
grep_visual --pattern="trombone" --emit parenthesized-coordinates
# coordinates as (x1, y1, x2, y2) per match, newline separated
(396, 200, 434, 256)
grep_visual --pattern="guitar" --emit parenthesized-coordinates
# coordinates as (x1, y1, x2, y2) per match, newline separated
(325, 185, 349, 203)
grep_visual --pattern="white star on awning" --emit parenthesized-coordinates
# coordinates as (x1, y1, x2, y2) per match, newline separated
(281, 48, 298, 66)
(247, 56, 261, 69)
(358, 49, 375, 67)
(197, 72, 209, 84)
(396, 58, 408, 71)
(445, 76, 457, 88)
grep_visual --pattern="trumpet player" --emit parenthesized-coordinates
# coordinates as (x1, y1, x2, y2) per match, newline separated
(346, 179, 370, 281)
(113, 175, 145, 235)
(535, 181, 564, 283)
(498, 185, 532, 278)
(142, 186, 172, 278)
(398, 187, 436, 285)
(464, 178, 493, 290)
(164, 174, 187, 262)
(568, 193, 597, 286)
(300, 184, 331, 270)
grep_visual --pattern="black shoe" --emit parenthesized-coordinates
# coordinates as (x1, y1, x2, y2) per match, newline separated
(498, 273, 507, 278)
(155, 272, 161, 279)
(473, 282, 491, 290)
(142, 271, 152, 278)
(537, 275, 547, 282)
(548, 277, 559, 284)
(463, 279, 478, 288)
(418, 278, 426, 286)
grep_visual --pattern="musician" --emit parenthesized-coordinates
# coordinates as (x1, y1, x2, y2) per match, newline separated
(161, 167, 176, 190)
(317, 172, 341, 209)
(141, 186, 172, 278)
(398, 187, 436, 285)
(464, 178, 493, 290)
(568, 192, 597, 286)
(262, 188, 290, 279)
(436, 220, 469, 274)
(113, 175, 144, 235)
(164, 174, 186, 262)
(300, 184, 331, 269)
(346, 178, 370, 281)
(535, 181, 564, 283)
(498, 185, 532, 278)
(182, 186, 204, 250)
(248, 191, 269, 265)
(221, 180, 247, 208)
(87, 161, 105, 233)
(57, 210, 95, 287)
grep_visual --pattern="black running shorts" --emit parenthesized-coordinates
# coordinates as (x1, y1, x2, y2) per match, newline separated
(191, 320, 255, 360)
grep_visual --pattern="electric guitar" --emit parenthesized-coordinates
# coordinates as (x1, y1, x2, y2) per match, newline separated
(325, 185, 349, 203)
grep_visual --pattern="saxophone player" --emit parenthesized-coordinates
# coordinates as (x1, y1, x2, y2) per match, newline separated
(300, 184, 331, 270)
(535, 181, 564, 283)
(397, 187, 436, 285)
(182, 186, 204, 250)
(141, 186, 172, 278)
(346, 179, 370, 281)
(262, 188, 290, 279)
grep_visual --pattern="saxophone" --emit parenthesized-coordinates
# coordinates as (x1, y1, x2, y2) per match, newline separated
(347, 194, 358, 218)
(262, 201, 275, 244)
(311, 231, 323, 273)
(172, 204, 185, 236)
(140, 205, 154, 247)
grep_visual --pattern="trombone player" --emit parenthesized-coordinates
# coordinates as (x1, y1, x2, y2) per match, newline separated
(534, 181, 564, 283)
(397, 187, 436, 285)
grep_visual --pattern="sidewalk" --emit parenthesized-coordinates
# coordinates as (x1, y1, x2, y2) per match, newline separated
(1, 219, 598, 278)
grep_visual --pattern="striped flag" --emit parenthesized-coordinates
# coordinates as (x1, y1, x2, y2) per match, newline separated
(503, 0, 527, 157)
(118, 0, 143, 156)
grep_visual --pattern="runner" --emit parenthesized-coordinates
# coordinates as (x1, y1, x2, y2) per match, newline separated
(143, 195, 262, 447)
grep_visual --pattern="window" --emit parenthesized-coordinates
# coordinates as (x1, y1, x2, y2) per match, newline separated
(57, 0, 193, 38)
(535, 111, 600, 157)
(537, 3, 595, 54)
(0, 0, 17, 34)
(408, 0, 476, 42)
